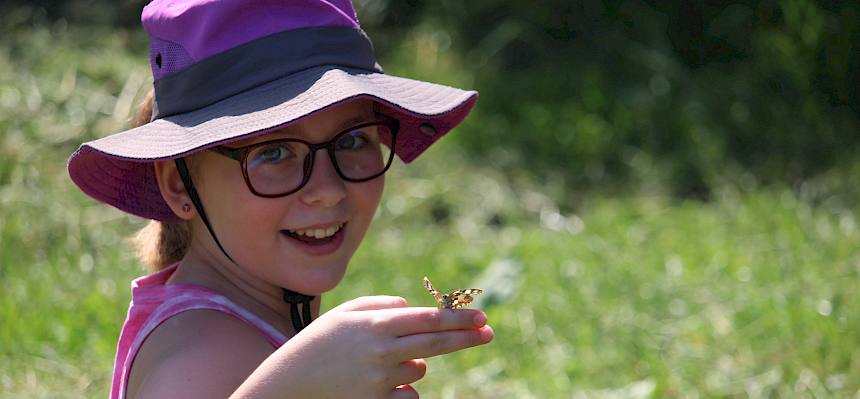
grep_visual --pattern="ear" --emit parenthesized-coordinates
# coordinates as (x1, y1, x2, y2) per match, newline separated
(153, 160, 196, 221)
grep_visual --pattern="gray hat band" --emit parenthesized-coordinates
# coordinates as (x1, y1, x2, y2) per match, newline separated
(151, 26, 382, 120)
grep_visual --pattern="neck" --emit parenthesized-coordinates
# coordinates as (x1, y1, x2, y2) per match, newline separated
(167, 239, 320, 337)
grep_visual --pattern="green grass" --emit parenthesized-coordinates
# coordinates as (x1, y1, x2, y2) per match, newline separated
(2, 20, 860, 399)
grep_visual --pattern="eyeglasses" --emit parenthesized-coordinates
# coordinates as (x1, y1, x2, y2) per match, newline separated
(210, 116, 399, 197)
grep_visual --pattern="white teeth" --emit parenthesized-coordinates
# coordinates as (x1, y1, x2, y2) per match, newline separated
(288, 223, 344, 239)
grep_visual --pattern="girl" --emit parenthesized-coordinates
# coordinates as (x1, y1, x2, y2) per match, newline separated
(67, 1, 493, 398)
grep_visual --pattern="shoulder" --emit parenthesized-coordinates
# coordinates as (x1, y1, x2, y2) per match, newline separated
(126, 309, 277, 399)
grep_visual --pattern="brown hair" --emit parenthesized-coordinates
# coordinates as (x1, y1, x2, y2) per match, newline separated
(131, 89, 192, 271)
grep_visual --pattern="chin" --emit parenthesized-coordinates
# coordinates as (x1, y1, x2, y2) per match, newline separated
(283, 262, 349, 295)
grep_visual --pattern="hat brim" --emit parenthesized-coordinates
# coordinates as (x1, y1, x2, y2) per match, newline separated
(68, 65, 477, 221)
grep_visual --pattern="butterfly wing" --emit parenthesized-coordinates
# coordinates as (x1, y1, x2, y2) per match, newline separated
(423, 277, 482, 309)
(423, 276, 443, 304)
(447, 288, 483, 309)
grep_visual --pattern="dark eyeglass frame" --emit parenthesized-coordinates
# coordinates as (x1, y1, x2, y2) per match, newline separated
(209, 115, 399, 198)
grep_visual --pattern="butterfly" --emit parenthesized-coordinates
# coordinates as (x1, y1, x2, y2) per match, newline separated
(423, 276, 483, 309)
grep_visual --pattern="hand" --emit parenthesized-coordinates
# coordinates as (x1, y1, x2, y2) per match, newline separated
(231, 296, 493, 399)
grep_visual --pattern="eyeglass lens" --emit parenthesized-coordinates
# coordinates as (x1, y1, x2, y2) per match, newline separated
(244, 123, 394, 196)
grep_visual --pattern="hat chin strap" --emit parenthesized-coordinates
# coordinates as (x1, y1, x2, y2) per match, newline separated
(175, 159, 315, 334)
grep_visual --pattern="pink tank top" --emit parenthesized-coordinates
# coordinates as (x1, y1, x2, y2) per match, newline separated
(109, 264, 288, 399)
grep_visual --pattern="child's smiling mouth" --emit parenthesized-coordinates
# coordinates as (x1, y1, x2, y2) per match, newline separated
(286, 222, 345, 239)
(281, 222, 348, 254)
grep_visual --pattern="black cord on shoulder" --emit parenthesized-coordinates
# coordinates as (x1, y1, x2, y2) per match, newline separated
(282, 289, 315, 333)
(174, 158, 315, 333)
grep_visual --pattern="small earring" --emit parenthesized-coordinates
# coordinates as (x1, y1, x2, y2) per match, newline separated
(182, 203, 192, 213)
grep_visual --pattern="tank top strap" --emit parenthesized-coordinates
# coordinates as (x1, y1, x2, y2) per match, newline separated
(137, 290, 289, 347)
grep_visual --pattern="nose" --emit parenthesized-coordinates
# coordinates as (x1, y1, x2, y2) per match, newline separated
(298, 149, 347, 207)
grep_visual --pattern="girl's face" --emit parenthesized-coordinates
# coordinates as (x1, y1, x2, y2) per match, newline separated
(189, 99, 385, 295)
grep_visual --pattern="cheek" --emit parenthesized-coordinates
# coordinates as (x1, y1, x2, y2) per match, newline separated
(194, 159, 280, 237)
(340, 178, 384, 258)
(209, 192, 290, 270)
(354, 177, 384, 219)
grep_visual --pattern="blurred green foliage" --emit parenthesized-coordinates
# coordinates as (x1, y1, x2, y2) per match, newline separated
(4, 0, 858, 202)
(362, 1, 860, 200)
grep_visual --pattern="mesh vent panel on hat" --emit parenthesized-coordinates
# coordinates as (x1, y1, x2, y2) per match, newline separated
(149, 38, 194, 80)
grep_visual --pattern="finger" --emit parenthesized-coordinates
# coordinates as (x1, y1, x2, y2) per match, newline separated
(386, 358, 427, 387)
(330, 296, 409, 312)
(393, 325, 494, 359)
(389, 384, 419, 399)
(371, 307, 487, 336)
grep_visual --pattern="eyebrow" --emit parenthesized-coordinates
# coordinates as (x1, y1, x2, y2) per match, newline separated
(334, 114, 376, 131)
(233, 113, 376, 147)
(280, 113, 376, 136)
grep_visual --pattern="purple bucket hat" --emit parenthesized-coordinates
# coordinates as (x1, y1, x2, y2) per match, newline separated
(67, 0, 477, 222)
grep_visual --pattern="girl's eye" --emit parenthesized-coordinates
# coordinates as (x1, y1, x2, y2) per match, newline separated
(335, 130, 369, 151)
(250, 143, 294, 164)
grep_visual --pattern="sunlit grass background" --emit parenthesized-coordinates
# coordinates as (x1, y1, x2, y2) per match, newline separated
(2, 13, 860, 399)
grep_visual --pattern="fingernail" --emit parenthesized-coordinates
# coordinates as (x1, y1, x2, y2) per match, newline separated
(480, 326, 494, 343)
(473, 312, 487, 327)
